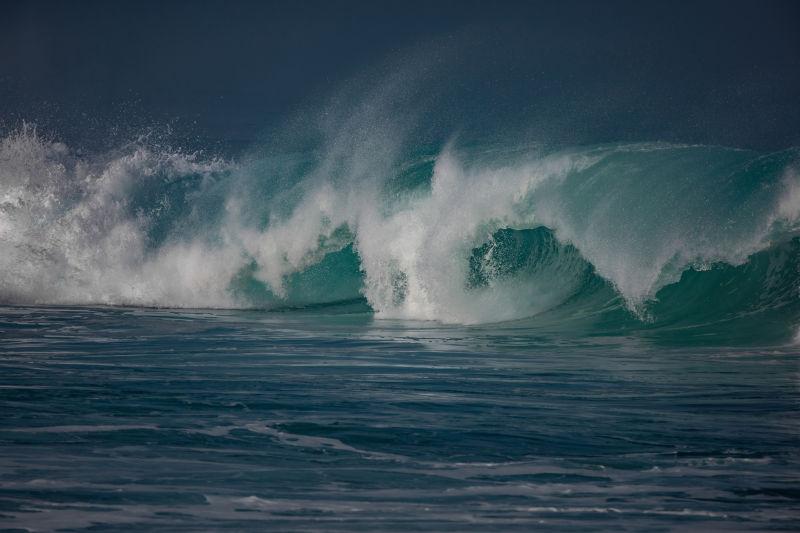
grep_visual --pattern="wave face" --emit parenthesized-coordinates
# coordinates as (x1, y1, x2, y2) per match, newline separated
(1, 124, 798, 341)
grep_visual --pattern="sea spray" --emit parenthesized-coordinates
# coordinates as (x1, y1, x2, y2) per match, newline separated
(0, 124, 798, 340)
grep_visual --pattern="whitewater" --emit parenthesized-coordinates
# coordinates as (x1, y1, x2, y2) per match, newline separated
(0, 122, 798, 341)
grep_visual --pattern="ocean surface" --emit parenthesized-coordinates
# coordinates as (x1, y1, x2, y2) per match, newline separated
(0, 306, 798, 531)
(0, 117, 799, 532)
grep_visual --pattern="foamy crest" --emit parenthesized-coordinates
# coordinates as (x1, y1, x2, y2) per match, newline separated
(0, 123, 796, 324)
(240, 142, 798, 322)
(355, 149, 591, 322)
(0, 125, 240, 307)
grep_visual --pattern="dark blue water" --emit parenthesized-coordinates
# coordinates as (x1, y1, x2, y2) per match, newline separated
(1, 306, 798, 531)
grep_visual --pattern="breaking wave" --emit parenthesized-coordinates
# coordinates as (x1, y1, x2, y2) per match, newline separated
(1, 123, 798, 342)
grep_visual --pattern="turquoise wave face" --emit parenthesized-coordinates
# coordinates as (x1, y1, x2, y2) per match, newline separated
(228, 227, 800, 344)
(0, 125, 798, 343)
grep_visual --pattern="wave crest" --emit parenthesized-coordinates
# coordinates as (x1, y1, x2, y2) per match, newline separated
(0, 123, 798, 340)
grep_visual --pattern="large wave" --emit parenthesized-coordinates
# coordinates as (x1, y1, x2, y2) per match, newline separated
(0, 123, 798, 341)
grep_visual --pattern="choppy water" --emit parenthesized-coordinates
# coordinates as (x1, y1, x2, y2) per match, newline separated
(1, 306, 798, 531)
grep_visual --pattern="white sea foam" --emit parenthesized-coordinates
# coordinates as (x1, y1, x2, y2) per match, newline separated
(0, 123, 797, 324)
(0, 124, 240, 308)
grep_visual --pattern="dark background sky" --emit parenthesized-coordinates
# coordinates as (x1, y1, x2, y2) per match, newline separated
(1, 0, 798, 151)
